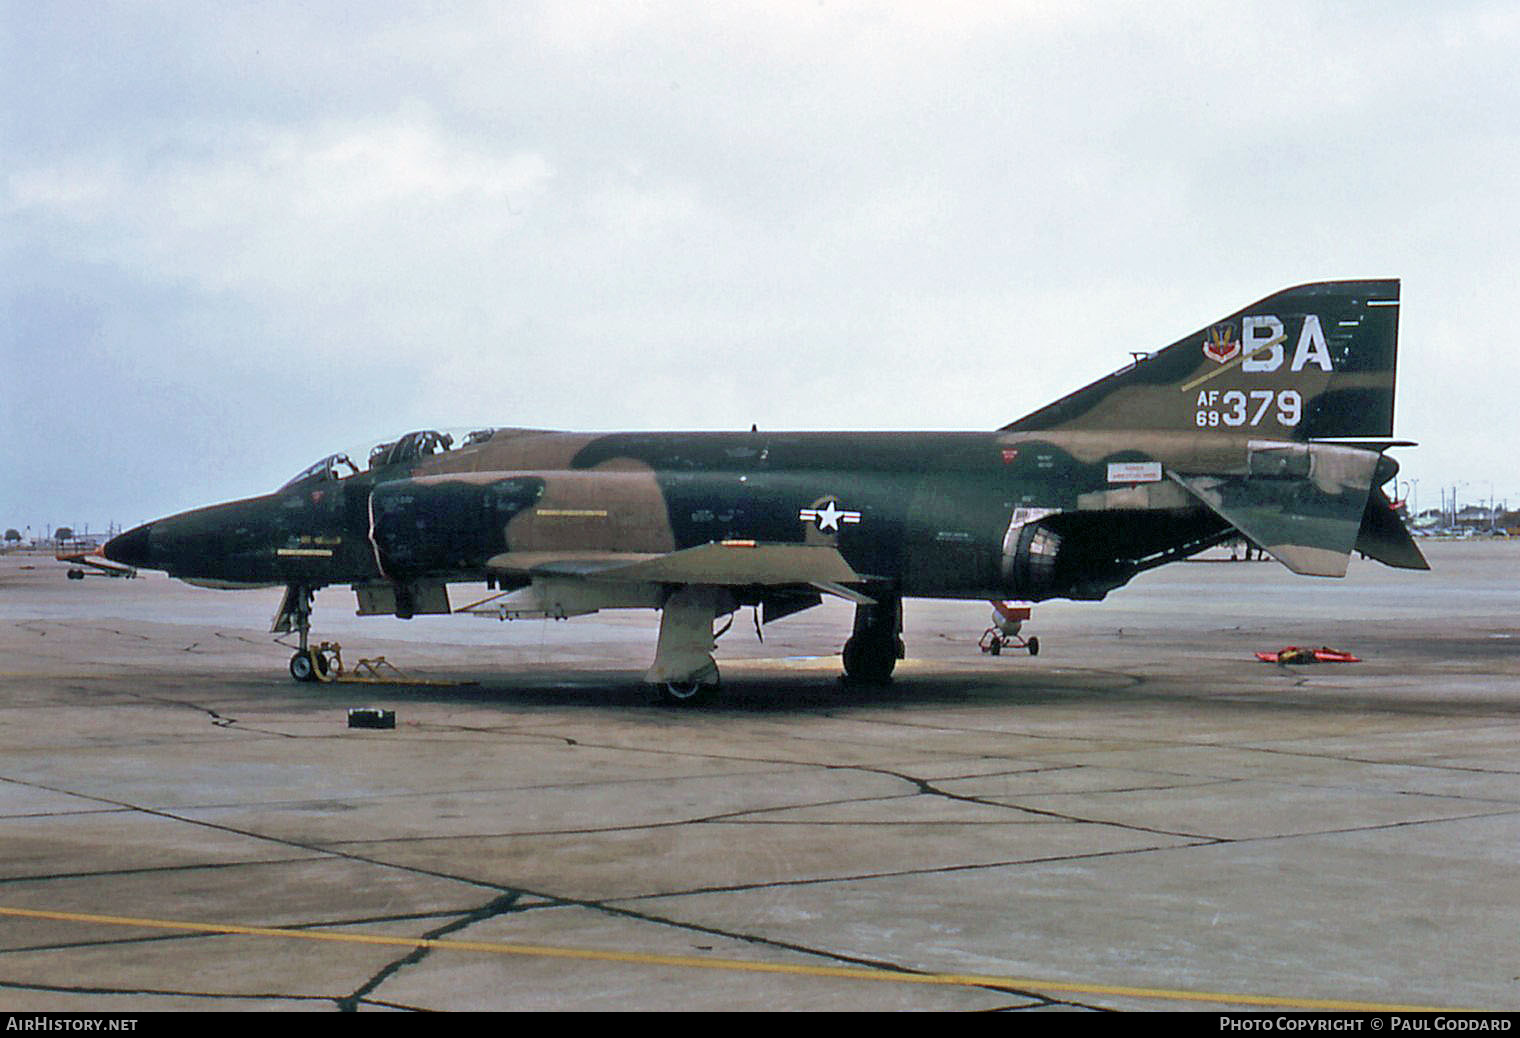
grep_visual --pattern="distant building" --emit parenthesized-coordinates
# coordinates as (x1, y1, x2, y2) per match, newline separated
(1455, 505, 1497, 530)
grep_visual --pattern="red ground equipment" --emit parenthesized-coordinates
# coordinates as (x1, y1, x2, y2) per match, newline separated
(979, 601, 1039, 656)
(1255, 646, 1361, 664)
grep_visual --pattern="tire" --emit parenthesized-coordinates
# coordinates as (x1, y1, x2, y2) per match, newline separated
(654, 679, 719, 707)
(1027, 636, 1040, 656)
(842, 635, 896, 683)
(289, 650, 316, 682)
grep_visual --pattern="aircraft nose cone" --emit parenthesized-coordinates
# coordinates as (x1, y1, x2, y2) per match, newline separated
(103, 524, 153, 568)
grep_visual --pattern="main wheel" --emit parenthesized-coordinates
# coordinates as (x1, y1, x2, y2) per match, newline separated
(1027, 636, 1040, 656)
(654, 679, 719, 707)
(842, 635, 897, 683)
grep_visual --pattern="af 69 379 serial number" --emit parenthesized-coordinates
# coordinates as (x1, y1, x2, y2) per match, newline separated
(1195, 389, 1302, 428)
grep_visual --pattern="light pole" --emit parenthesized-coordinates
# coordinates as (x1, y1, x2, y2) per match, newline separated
(1451, 482, 1470, 531)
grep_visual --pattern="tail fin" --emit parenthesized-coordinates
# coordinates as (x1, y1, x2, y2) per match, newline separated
(1004, 279, 1401, 441)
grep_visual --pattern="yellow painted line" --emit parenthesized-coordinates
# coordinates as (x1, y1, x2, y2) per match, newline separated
(535, 509, 609, 519)
(275, 548, 334, 558)
(1179, 334, 1286, 394)
(0, 905, 1478, 1012)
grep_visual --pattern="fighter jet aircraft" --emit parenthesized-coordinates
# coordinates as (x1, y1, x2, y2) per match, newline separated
(104, 279, 1426, 703)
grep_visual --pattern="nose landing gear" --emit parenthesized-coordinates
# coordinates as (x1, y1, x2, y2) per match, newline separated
(273, 584, 331, 683)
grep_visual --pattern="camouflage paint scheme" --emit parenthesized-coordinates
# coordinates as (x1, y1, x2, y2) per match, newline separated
(105, 280, 1426, 703)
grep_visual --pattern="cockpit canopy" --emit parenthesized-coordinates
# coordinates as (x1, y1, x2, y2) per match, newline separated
(281, 428, 500, 489)
(280, 453, 359, 489)
(367, 429, 456, 469)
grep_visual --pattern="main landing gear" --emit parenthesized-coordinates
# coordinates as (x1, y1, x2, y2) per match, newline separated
(645, 587, 724, 706)
(841, 593, 903, 683)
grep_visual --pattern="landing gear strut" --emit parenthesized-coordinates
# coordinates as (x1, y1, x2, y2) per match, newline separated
(842, 593, 903, 683)
(646, 587, 724, 706)
(273, 584, 328, 683)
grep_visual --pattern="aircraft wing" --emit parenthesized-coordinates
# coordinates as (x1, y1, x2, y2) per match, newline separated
(56, 550, 137, 578)
(467, 541, 874, 620)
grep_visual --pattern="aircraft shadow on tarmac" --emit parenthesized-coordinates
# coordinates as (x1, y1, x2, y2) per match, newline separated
(266, 654, 1520, 718)
(270, 665, 1152, 715)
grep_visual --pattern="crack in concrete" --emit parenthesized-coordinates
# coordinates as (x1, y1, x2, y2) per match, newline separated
(9, 674, 1516, 1010)
(837, 712, 1520, 791)
(406, 720, 580, 745)
(82, 688, 240, 728)
(337, 891, 523, 1012)
(601, 806, 1520, 905)
(9, 748, 1507, 1011)
(852, 764, 1219, 841)
(213, 631, 268, 646)
(0, 776, 1028, 1008)
(520, 895, 1066, 1009)
(606, 840, 1210, 902)
(1221, 742, 1520, 779)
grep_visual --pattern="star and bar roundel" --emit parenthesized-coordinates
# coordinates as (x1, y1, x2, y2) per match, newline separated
(798, 498, 861, 533)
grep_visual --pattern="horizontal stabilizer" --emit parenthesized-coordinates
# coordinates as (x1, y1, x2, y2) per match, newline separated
(1169, 443, 1383, 578)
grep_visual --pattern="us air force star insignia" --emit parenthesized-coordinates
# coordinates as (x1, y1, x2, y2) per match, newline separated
(799, 500, 862, 532)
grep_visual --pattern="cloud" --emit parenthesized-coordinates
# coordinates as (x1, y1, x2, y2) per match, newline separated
(5, 1, 1520, 525)
(8, 113, 553, 340)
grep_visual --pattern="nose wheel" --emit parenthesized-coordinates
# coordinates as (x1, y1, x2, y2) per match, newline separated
(289, 647, 329, 682)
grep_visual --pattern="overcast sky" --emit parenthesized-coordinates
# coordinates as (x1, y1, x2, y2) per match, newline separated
(4, 1, 1517, 533)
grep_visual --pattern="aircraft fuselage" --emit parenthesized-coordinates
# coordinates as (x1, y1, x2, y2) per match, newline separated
(106, 427, 1262, 604)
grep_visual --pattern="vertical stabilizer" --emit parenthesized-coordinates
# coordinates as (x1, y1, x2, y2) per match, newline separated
(1004, 280, 1400, 441)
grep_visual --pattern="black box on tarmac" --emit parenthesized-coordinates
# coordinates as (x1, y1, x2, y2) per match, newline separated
(347, 708, 396, 730)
